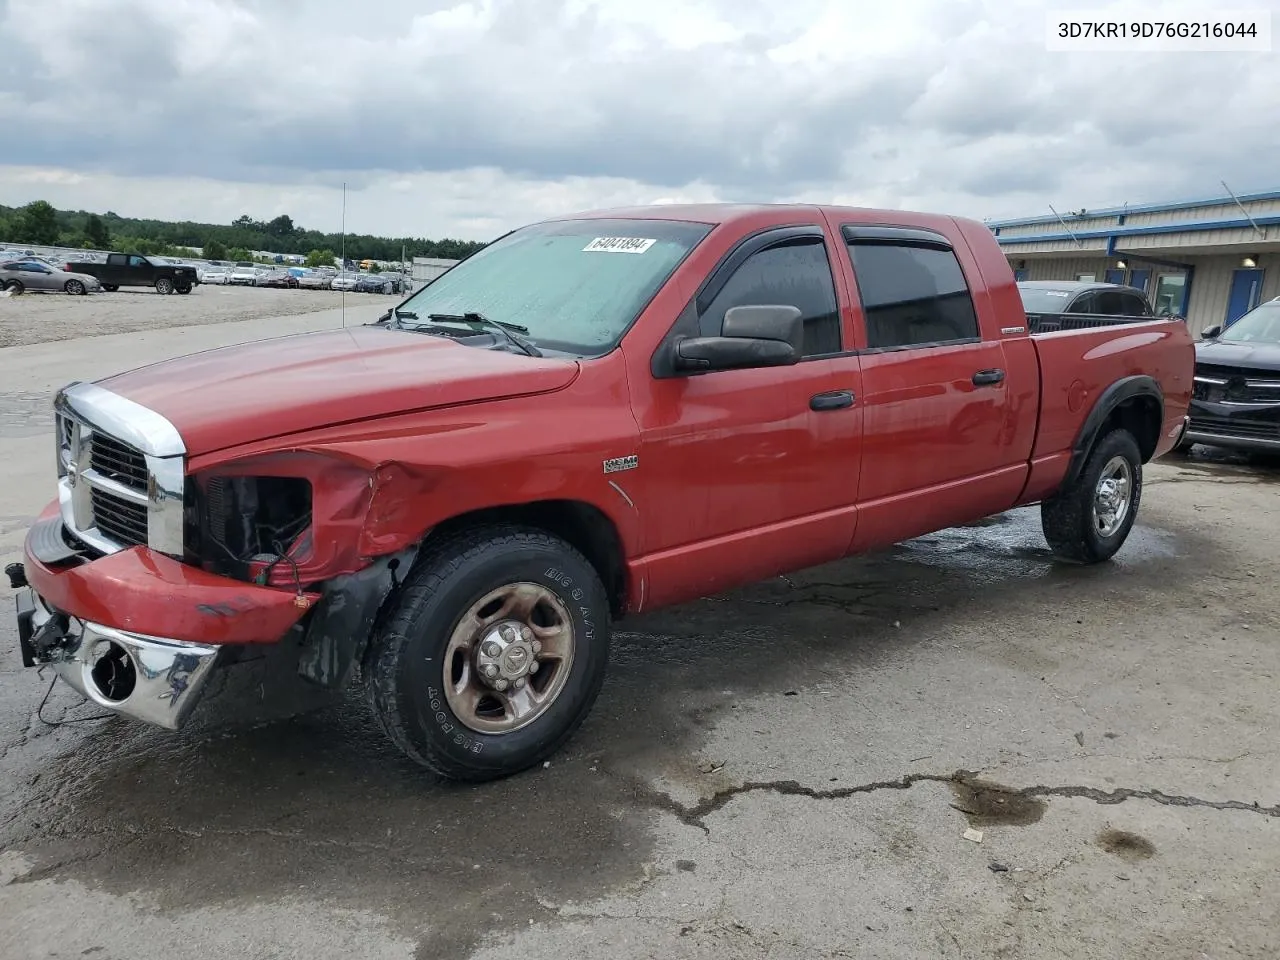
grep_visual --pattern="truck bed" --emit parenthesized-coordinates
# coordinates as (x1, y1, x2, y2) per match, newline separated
(1025, 311, 1178, 334)
(1022, 315, 1192, 500)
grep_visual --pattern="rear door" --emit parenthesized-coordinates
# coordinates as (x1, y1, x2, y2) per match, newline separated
(832, 225, 1028, 552)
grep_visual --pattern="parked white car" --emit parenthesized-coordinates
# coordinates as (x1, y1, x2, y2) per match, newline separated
(201, 267, 230, 284)
(329, 272, 360, 292)
(229, 264, 261, 285)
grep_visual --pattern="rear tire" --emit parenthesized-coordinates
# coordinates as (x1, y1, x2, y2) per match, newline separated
(65, 279, 86, 296)
(1042, 429, 1143, 564)
(365, 525, 611, 782)
(155, 277, 174, 295)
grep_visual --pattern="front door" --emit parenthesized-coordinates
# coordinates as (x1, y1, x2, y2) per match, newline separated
(1226, 268, 1265, 327)
(632, 228, 863, 607)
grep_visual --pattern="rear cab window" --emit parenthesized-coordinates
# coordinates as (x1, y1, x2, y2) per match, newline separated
(840, 226, 980, 350)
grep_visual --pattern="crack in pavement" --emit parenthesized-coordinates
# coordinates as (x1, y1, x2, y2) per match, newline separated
(637, 770, 1280, 833)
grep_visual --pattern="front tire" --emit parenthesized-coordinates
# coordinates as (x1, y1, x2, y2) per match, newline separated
(176, 283, 192, 295)
(65, 279, 86, 295)
(101, 283, 118, 292)
(1042, 428, 1143, 564)
(6, 280, 24, 296)
(366, 525, 611, 782)
(155, 277, 174, 295)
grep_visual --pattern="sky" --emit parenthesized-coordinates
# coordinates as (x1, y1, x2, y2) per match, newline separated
(1, 0, 1277, 242)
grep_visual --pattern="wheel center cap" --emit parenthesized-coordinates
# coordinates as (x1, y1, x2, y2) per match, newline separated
(475, 621, 542, 690)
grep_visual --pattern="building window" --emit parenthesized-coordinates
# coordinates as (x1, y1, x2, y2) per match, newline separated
(1154, 273, 1187, 316)
(1075, 273, 1096, 282)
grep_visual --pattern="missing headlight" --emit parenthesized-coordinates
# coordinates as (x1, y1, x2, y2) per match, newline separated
(196, 475, 312, 578)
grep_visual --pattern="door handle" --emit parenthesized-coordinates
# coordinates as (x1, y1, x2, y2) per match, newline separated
(810, 390, 855, 411)
(972, 368, 1006, 386)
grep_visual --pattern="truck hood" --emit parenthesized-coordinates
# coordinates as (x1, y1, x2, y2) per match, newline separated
(1195, 339, 1280, 373)
(96, 326, 580, 456)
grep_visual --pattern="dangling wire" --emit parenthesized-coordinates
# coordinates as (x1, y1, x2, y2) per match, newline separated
(35, 672, 112, 727)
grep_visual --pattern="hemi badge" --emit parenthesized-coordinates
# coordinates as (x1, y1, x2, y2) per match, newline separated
(603, 455, 638, 474)
(1001, 326, 1026, 335)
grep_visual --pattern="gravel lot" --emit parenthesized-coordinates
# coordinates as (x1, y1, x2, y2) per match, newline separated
(0, 283, 399, 348)
(1, 305, 1278, 960)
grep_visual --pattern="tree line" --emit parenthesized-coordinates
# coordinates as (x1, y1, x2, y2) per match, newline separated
(0, 200, 488, 263)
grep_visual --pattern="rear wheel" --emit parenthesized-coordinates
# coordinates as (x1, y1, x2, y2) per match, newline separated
(64, 279, 86, 296)
(1042, 428, 1143, 563)
(365, 525, 611, 782)
(155, 277, 174, 295)
(101, 283, 118, 292)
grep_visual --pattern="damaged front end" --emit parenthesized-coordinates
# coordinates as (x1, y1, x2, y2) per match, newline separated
(16, 585, 222, 729)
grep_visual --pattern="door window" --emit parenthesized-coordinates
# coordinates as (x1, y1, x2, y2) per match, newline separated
(844, 241, 980, 348)
(1066, 292, 1096, 314)
(128, 256, 147, 268)
(1121, 293, 1151, 316)
(1093, 291, 1130, 315)
(699, 238, 841, 357)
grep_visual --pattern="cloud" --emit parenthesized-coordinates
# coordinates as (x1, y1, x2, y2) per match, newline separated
(2, 0, 1277, 239)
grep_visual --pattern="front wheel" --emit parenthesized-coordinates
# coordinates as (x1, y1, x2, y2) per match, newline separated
(101, 283, 118, 292)
(176, 283, 192, 295)
(6, 280, 24, 296)
(365, 525, 611, 782)
(1042, 428, 1143, 564)
(155, 277, 174, 295)
(65, 279, 86, 296)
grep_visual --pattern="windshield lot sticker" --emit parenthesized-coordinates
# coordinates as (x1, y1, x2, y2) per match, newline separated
(584, 237, 656, 254)
(1044, 291, 1071, 297)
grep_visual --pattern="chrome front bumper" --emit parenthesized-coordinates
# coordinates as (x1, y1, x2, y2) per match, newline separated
(17, 589, 221, 729)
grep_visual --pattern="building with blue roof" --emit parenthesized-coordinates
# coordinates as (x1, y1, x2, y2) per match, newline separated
(987, 189, 1280, 336)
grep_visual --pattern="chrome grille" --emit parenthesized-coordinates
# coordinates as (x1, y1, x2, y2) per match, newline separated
(89, 433, 148, 491)
(90, 486, 149, 545)
(1193, 365, 1280, 404)
(52, 382, 188, 557)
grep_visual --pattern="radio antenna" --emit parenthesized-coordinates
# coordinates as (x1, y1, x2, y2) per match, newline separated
(340, 181, 347, 328)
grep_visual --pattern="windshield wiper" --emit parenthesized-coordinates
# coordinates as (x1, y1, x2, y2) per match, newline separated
(427, 312, 541, 357)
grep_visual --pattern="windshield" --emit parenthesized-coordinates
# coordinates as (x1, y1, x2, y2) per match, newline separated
(1017, 286, 1076, 313)
(392, 217, 713, 356)
(1217, 302, 1280, 342)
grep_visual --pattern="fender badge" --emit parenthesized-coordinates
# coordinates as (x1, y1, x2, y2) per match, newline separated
(1001, 326, 1026, 335)
(603, 455, 638, 474)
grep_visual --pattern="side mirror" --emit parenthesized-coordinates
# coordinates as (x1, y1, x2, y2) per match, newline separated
(672, 304, 804, 373)
(1201, 325, 1222, 339)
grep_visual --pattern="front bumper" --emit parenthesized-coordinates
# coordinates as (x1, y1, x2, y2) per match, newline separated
(16, 588, 221, 729)
(1186, 398, 1280, 452)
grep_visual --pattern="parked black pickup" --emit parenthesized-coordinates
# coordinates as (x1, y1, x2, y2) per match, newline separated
(1017, 279, 1176, 333)
(63, 253, 199, 294)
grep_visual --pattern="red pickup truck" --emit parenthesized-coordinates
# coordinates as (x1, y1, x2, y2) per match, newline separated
(9, 204, 1193, 781)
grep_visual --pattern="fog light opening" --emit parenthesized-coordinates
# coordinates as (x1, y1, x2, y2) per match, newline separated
(89, 640, 137, 702)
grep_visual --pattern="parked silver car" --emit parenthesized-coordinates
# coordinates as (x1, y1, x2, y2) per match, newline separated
(0, 260, 102, 295)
